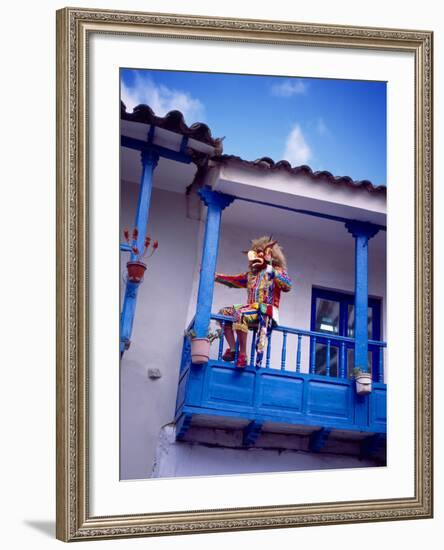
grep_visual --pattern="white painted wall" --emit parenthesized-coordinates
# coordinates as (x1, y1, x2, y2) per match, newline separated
(120, 183, 200, 479)
(120, 180, 386, 480)
(210, 213, 386, 375)
(152, 426, 380, 478)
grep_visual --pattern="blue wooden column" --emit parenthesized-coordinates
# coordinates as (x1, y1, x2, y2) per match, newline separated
(345, 221, 379, 372)
(194, 186, 235, 338)
(131, 149, 159, 259)
(120, 149, 159, 354)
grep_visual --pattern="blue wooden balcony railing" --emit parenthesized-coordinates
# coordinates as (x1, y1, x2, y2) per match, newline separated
(176, 313, 387, 451)
(210, 314, 386, 381)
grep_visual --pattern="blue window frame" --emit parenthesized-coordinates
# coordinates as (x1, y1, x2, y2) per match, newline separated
(310, 287, 382, 379)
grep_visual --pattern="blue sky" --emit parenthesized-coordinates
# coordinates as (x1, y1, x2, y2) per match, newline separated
(121, 68, 386, 186)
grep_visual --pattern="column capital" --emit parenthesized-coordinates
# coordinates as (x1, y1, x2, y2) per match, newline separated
(140, 148, 159, 167)
(198, 186, 235, 211)
(345, 220, 380, 240)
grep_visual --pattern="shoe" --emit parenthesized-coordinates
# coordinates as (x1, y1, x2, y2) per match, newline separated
(235, 353, 248, 368)
(222, 348, 235, 362)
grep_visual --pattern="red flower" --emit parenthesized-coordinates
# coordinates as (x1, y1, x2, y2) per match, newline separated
(132, 246, 139, 256)
(144, 236, 151, 248)
(123, 228, 130, 243)
(132, 228, 138, 240)
(153, 240, 159, 249)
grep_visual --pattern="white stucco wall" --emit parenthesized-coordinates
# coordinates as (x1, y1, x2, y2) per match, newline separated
(120, 184, 200, 480)
(209, 215, 386, 375)
(151, 426, 380, 479)
(120, 183, 386, 480)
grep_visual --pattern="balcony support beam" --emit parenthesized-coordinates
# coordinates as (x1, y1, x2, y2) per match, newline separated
(345, 221, 379, 373)
(176, 413, 193, 440)
(194, 186, 235, 338)
(360, 433, 386, 459)
(309, 428, 331, 452)
(243, 421, 263, 446)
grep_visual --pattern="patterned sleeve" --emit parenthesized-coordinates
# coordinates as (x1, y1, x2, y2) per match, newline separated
(215, 272, 249, 289)
(271, 266, 292, 292)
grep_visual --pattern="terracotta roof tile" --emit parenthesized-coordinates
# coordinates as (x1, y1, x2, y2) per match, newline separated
(212, 154, 386, 193)
(121, 103, 385, 193)
(121, 102, 224, 151)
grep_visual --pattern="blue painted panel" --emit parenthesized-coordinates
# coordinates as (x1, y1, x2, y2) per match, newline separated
(258, 373, 303, 412)
(175, 368, 190, 414)
(185, 365, 205, 406)
(205, 366, 255, 407)
(175, 358, 387, 439)
(354, 393, 370, 428)
(306, 380, 352, 420)
(370, 387, 387, 427)
(353, 394, 370, 429)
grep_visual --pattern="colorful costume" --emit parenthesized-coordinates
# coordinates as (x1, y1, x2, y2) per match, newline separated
(215, 237, 292, 367)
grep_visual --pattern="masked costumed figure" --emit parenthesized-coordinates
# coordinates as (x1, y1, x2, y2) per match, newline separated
(215, 236, 292, 368)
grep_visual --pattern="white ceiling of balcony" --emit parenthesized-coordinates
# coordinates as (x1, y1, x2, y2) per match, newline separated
(121, 134, 386, 254)
(121, 146, 197, 194)
(219, 196, 386, 255)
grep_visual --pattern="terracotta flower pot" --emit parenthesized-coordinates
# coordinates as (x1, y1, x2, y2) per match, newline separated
(127, 260, 147, 283)
(190, 338, 210, 364)
(355, 372, 372, 395)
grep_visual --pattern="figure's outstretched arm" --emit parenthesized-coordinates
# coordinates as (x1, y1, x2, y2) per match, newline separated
(215, 272, 248, 289)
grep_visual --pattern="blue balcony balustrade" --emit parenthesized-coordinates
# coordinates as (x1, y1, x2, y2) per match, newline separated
(175, 313, 387, 452)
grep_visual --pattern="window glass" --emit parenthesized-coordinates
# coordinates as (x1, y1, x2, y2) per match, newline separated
(347, 305, 373, 339)
(315, 298, 340, 334)
(311, 289, 381, 379)
(315, 343, 339, 377)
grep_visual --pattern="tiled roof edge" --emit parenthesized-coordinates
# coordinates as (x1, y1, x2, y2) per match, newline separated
(213, 154, 386, 193)
(121, 102, 224, 152)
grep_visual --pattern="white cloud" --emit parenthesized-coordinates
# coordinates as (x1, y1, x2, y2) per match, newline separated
(283, 124, 312, 165)
(316, 117, 329, 136)
(121, 72, 205, 123)
(271, 79, 307, 97)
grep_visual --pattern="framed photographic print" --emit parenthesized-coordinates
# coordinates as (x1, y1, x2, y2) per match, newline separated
(56, 7, 433, 541)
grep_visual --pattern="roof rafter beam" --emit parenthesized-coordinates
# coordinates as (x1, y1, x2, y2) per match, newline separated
(235, 195, 386, 231)
(121, 135, 193, 165)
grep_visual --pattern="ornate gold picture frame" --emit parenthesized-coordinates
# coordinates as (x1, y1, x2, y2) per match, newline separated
(56, 7, 433, 541)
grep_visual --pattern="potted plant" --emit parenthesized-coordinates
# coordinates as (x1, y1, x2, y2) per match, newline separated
(185, 327, 221, 365)
(123, 228, 158, 282)
(352, 367, 372, 395)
